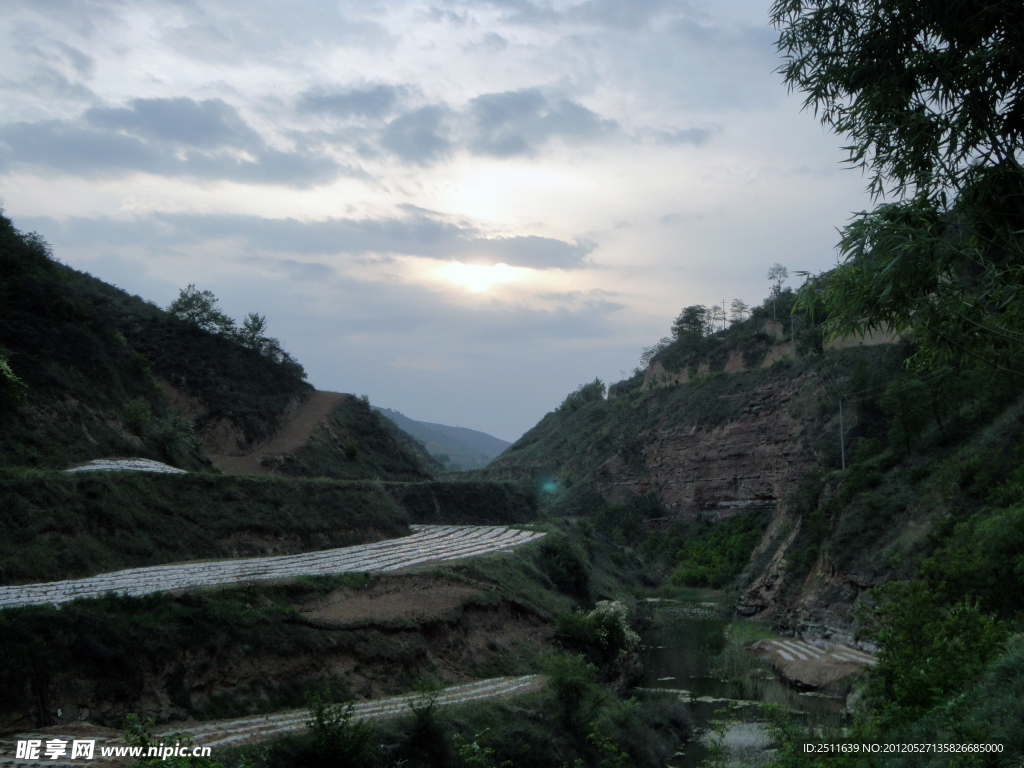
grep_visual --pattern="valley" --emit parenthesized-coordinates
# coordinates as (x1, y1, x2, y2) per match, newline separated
(2, 207, 1023, 767)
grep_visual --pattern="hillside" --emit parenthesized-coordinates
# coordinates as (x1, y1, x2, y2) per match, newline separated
(0, 212, 436, 481)
(374, 406, 511, 470)
(479, 292, 1024, 644)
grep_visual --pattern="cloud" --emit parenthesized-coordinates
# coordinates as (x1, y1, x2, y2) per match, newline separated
(654, 127, 714, 146)
(381, 105, 453, 164)
(468, 88, 617, 157)
(480, 33, 509, 52)
(52, 41, 95, 77)
(297, 84, 405, 120)
(84, 98, 260, 148)
(0, 97, 343, 187)
(567, 0, 678, 30)
(24, 211, 597, 270)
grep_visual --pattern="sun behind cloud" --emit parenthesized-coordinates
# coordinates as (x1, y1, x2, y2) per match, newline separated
(436, 261, 529, 293)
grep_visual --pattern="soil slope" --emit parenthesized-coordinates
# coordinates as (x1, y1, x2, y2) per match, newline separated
(208, 391, 349, 474)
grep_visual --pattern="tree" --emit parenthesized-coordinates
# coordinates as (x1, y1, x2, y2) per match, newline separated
(774, 0, 1024, 369)
(672, 305, 711, 338)
(167, 285, 236, 335)
(639, 337, 673, 368)
(767, 263, 788, 320)
(729, 298, 749, 324)
(709, 302, 727, 332)
(236, 312, 282, 357)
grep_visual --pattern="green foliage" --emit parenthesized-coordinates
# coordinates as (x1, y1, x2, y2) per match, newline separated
(0, 211, 313, 468)
(555, 600, 640, 665)
(538, 536, 591, 602)
(271, 396, 439, 481)
(124, 713, 224, 767)
(0, 351, 27, 409)
(123, 397, 152, 435)
(594, 493, 665, 545)
(543, 652, 603, 735)
(452, 728, 510, 768)
(921, 503, 1024, 618)
(306, 693, 375, 767)
(560, 378, 606, 413)
(672, 305, 712, 338)
(776, 0, 1024, 368)
(0, 471, 408, 584)
(669, 511, 769, 588)
(857, 581, 1008, 728)
(146, 411, 200, 464)
(386, 481, 537, 526)
(167, 284, 236, 335)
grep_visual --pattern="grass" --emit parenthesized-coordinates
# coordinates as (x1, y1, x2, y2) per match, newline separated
(0, 212, 311, 470)
(222, 661, 691, 768)
(385, 480, 538, 525)
(267, 396, 440, 481)
(0, 470, 410, 584)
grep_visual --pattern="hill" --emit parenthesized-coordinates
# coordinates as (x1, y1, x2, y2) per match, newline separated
(374, 407, 511, 470)
(478, 290, 1024, 643)
(0, 211, 437, 481)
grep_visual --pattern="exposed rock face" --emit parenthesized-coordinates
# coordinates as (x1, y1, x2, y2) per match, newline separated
(597, 374, 818, 522)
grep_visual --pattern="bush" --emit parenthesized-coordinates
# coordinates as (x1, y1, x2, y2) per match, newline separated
(538, 536, 591, 602)
(543, 653, 603, 736)
(306, 693, 374, 767)
(0, 352, 27, 409)
(857, 581, 1008, 727)
(560, 379, 606, 413)
(669, 511, 768, 588)
(123, 398, 152, 435)
(921, 503, 1024, 618)
(555, 601, 640, 665)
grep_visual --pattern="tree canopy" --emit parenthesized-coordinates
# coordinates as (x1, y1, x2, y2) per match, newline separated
(775, 0, 1024, 369)
(167, 284, 236, 334)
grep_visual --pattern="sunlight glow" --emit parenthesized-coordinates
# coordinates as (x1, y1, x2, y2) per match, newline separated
(437, 262, 529, 292)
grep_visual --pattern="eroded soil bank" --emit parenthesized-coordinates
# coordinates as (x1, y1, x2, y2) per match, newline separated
(0, 573, 553, 731)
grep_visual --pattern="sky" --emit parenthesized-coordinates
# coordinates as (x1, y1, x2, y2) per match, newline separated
(0, 0, 872, 442)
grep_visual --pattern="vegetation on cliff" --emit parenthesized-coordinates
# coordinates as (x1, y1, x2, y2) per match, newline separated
(0, 210, 311, 470)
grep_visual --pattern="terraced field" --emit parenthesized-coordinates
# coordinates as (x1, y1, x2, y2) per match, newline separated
(0, 676, 546, 767)
(0, 525, 546, 609)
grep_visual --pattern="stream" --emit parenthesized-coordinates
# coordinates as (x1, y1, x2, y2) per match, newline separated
(636, 590, 848, 767)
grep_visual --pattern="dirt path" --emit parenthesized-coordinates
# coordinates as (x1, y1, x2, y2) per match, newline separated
(0, 525, 546, 610)
(209, 390, 350, 474)
(0, 676, 546, 766)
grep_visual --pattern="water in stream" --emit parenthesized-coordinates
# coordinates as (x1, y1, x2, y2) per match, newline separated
(636, 590, 847, 767)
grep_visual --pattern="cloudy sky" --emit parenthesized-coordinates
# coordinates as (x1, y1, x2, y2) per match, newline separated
(0, 0, 870, 441)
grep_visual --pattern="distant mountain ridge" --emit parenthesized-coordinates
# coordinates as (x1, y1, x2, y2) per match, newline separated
(373, 407, 510, 470)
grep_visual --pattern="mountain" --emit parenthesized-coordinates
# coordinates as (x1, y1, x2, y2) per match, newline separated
(477, 289, 1024, 647)
(0, 212, 437, 480)
(373, 407, 511, 470)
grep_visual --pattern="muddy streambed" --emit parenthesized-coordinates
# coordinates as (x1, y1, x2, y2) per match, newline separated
(636, 591, 848, 767)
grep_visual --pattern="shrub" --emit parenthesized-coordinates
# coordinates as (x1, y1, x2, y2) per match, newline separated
(123, 398, 152, 435)
(305, 693, 374, 767)
(669, 511, 768, 588)
(0, 352, 27, 408)
(543, 653, 603, 735)
(560, 379, 606, 413)
(538, 536, 591, 602)
(857, 581, 1008, 727)
(555, 601, 640, 665)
